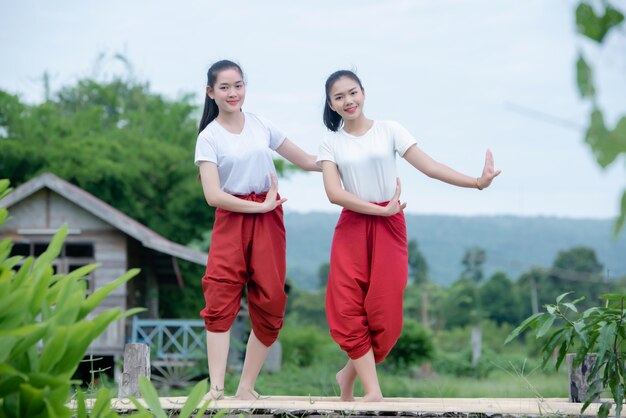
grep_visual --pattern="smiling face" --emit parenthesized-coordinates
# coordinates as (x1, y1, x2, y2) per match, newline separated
(207, 67, 246, 114)
(327, 76, 366, 122)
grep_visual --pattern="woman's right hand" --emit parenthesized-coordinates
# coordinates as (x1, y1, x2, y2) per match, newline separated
(261, 174, 288, 212)
(381, 178, 407, 216)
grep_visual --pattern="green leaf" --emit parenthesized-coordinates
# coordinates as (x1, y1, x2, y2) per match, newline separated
(597, 401, 612, 418)
(597, 321, 616, 356)
(576, 54, 595, 98)
(536, 315, 556, 338)
(0, 375, 25, 399)
(90, 387, 115, 417)
(193, 399, 213, 418)
(19, 383, 46, 418)
(38, 326, 70, 373)
(0, 179, 12, 200)
(78, 268, 140, 320)
(7, 257, 34, 289)
(75, 390, 87, 418)
(138, 376, 167, 418)
(51, 309, 123, 375)
(585, 108, 615, 168)
(555, 339, 569, 371)
(572, 319, 589, 345)
(504, 312, 543, 344)
(556, 291, 573, 303)
(542, 328, 566, 357)
(562, 302, 578, 313)
(576, 2, 625, 42)
(178, 379, 208, 418)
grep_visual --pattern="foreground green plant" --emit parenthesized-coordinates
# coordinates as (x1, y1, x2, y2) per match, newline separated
(0, 179, 211, 417)
(506, 292, 626, 418)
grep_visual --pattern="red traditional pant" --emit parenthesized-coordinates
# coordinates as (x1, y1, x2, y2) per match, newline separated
(326, 207, 408, 363)
(200, 193, 287, 347)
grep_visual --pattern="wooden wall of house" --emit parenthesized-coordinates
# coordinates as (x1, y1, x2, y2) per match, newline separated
(1, 188, 129, 357)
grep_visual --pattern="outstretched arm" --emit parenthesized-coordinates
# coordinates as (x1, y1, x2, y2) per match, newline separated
(403, 145, 501, 189)
(198, 162, 287, 213)
(321, 161, 406, 216)
(276, 138, 322, 172)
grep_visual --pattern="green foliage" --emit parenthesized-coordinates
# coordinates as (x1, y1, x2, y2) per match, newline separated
(506, 292, 626, 418)
(442, 277, 477, 328)
(408, 239, 428, 285)
(384, 318, 434, 371)
(576, 2, 624, 43)
(317, 262, 330, 288)
(480, 272, 524, 325)
(158, 260, 205, 319)
(0, 77, 210, 246)
(285, 289, 327, 329)
(0, 179, 138, 416)
(279, 323, 337, 367)
(574, 1, 626, 234)
(127, 376, 211, 418)
(461, 246, 486, 284)
(0, 180, 211, 417)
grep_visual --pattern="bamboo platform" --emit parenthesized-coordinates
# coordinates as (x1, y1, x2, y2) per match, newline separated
(98, 396, 613, 417)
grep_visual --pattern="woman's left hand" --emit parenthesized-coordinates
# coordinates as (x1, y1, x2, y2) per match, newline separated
(478, 149, 502, 189)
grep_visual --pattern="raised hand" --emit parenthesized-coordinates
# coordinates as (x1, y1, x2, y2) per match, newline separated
(382, 178, 407, 216)
(262, 174, 287, 212)
(478, 149, 502, 189)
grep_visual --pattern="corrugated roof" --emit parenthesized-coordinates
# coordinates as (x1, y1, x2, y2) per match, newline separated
(0, 173, 208, 266)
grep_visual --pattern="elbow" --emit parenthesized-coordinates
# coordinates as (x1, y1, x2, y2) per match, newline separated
(204, 193, 219, 208)
(305, 156, 321, 172)
(205, 197, 217, 207)
(326, 190, 341, 205)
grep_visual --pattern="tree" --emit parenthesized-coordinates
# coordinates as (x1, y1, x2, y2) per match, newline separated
(574, 1, 626, 233)
(0, 77, 208, 245)
(460, 246, 487, 367)
(516, 267, 549, 316)
(548, 246, 610, 309)
(461, 246, 486, 284)
(408, 239, 430, 328)
(480, 271, 523, 326)
(317, 261, 330, 288)
(408, 239, 428, 285)
(442, 277, 476, 329)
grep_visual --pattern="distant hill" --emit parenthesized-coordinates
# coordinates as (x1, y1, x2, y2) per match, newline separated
(284, 212, 626, 290)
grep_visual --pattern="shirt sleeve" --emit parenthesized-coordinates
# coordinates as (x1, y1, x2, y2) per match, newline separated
(255, 114, 287, 150)
(388, 121, 417, 156)
(316, 135, 336, 165)
(194, 131, 218, 166)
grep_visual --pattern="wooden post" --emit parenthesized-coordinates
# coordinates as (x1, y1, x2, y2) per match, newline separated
(567, 353, 599, 403)
(119, 343, 150, 398)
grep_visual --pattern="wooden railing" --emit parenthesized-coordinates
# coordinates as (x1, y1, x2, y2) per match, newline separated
(130, 317, 206, 360)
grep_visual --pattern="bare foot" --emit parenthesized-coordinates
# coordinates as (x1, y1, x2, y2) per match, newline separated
(235, 387, 260, 400)
(361, 392, 384, 402)
(336, 369, 355, 401)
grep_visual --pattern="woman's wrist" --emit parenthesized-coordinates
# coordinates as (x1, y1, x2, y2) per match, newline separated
(475, 177, 483, 190)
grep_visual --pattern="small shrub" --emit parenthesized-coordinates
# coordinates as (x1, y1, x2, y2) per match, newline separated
(384, 318, 434, 371)
(279, 324, 335, 367)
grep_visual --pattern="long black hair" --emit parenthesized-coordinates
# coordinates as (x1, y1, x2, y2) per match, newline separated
(198, 60, 244, 133)
(323, 70, 364, 132)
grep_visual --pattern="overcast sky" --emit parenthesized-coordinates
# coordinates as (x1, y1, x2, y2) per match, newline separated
(1, 0, 625, 219)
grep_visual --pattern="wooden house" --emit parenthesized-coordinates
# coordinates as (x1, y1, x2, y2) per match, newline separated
(0, 172, 208, 373)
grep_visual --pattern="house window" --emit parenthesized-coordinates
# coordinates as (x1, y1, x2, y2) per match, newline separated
(11, 241, 96, 293)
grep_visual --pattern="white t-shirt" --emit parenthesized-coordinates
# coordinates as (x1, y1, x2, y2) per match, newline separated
(194, 112, 286, 195)
(317, 120, 417, 203)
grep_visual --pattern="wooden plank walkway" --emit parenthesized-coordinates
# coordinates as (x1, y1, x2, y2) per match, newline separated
(100, 396, 611, 417)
